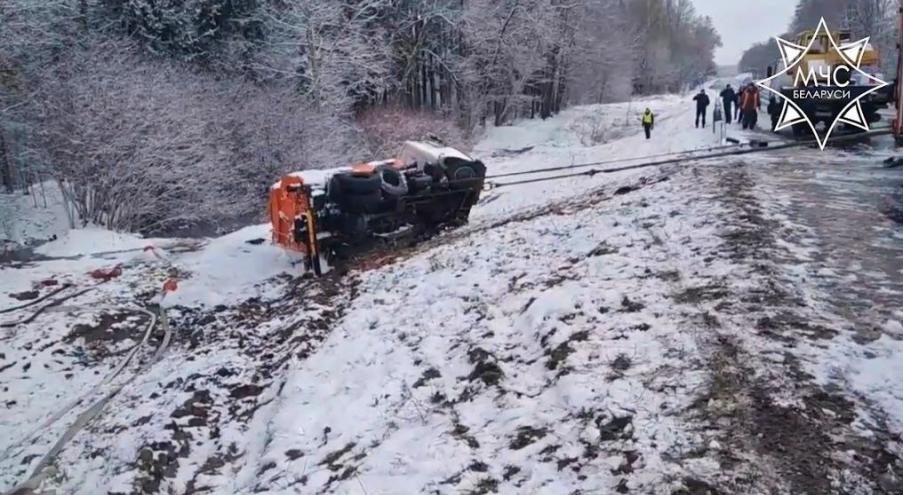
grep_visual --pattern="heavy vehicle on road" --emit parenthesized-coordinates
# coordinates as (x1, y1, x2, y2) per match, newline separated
(768, 28, 892, 136)
(268, 140, 486, 275)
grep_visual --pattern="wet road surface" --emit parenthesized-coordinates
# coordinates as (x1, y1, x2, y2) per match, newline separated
(749, 141, 903, 338)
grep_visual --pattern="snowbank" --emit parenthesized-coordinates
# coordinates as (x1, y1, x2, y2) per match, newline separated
(35, 226, 151, 258)
(161, 224, 298, 308)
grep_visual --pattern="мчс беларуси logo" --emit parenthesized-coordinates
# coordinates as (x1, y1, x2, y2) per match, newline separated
(755, 18, 889, 150)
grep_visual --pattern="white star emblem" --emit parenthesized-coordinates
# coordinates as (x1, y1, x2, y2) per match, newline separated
(754, 18, 889, 150)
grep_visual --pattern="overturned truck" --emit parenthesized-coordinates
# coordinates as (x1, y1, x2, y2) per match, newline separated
(269, 140, 486, 275)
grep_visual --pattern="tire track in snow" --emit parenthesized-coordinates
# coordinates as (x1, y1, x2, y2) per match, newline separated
(669, 162, 903, 493)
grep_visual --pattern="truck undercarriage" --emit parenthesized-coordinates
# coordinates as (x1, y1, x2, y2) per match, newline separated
(269, 141, 486, 274)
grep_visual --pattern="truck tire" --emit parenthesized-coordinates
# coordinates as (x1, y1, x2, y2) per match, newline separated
(341, 190, 386, 214)
(377, 166, 408, 196)
(333, 172, 381, 195)
(327, 176, 344, 204)
(445, 158, 486, 189)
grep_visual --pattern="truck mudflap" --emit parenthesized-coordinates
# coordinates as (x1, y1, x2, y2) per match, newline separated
(268, 176, 323, 275)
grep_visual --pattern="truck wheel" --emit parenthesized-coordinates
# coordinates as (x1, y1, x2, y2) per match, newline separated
(445, 159, 486, 189)
(327, 176, 344, 204)
(377, 166, 408, 196)
(341, 190, 386, 214)
(333, 172, 381, 195)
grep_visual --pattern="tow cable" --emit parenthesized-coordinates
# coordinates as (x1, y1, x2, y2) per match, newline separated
(481, 127, 892, 191)
(485, 141, 751, 180)
(0, 280, 178, 495)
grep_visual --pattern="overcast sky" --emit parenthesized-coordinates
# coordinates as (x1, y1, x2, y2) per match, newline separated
(693, 0, 798, 66)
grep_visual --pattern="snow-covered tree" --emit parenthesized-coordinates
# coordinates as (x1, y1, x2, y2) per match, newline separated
(844, 0, 897, 72)
(257, 0, 393, 109)
(1, 0, 723, 234)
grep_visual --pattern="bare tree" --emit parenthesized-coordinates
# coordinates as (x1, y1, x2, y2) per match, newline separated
(845, 0, 896, 71)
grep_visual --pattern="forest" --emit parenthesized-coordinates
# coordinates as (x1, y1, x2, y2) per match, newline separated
(1, 0, 720, 235)
(739, 0, 898, 77)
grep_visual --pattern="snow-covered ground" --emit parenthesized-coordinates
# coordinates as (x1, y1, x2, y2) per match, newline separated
(2, 90, 903, 494)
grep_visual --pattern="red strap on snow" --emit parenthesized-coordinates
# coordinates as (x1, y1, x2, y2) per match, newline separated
(89, 264, 123, 281)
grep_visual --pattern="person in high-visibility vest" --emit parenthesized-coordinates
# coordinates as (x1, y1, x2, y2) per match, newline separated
(641, 108, 654, 139)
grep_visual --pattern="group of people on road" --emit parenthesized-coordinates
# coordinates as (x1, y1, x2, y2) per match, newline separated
(697, 84, 762, 130)
(641, 82, 782, 140)
(716, 84, 765, 130)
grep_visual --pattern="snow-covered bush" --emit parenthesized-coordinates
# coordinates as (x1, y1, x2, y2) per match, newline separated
(0, 0, 727, 236)
(32, 43, 365, 235)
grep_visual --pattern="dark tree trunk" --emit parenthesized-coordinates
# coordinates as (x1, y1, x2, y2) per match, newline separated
(0, 129, 13, 193)
(494, 98, 508, 126)
(420, 51, 428, 109)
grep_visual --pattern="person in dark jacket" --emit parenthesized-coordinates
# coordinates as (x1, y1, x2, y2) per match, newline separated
(736, 85, 744, 123)
(767, 96, 781, 131)
(720, 85, 736, 124)
(641, 108, 654, 139)
(693, 89, 711, 128)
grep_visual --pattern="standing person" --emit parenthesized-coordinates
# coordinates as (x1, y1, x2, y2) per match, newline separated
(767, 96, 781, 131)
(741, 84, 761, 130)
(641, 108, 654, 140)
(720, 84, 736, 124)
(736, 85, 746, 124)
(693, 89, 711, 128)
